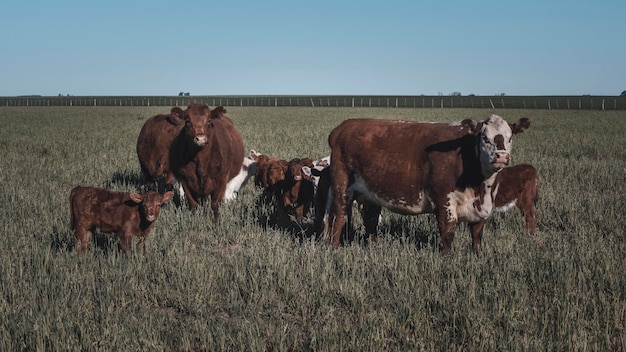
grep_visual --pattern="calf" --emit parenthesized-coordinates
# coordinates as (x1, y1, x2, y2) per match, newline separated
(470, 164, 539, 239)
(70, 186, 173, 255)
(282, 158, 315, 221)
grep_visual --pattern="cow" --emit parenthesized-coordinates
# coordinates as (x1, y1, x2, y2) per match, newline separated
(136, 107, 185, 191)
(474, 163, 539, 236)
(70, 186, 174, 255)
(327, 114, 530, 255)
(223, 150, 259, 202)
(282, 158, 315, 221)
(169, 104, 245, 220)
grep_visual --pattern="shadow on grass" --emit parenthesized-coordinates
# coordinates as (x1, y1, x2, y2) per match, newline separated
(48, 225, 121, 256)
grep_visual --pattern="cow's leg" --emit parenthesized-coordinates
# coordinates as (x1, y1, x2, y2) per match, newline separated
(330, 168, 350, 248)
(469, 220, 486, 254)
(436, 210, 457, 256)
(210, 187, 226, 223)
(74, 227, 92, 255)
(180, 182, 200, 210)
(119, 232, 133, 255)
(136, 238, 146, 253)
(361, 203, 382, 244)
(520, 201, 537, 235)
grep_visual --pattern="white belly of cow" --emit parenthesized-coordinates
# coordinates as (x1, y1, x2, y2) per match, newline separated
(348, 175, 435, 215)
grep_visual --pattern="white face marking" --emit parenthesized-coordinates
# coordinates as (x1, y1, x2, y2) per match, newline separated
(478, 115, 514, 177)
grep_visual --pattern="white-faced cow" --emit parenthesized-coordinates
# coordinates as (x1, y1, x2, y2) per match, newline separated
(169, 104, 245, 220)
(70, 186, 174, 255)
(327, 114, 530, 255)
(136, 107, 185, 191)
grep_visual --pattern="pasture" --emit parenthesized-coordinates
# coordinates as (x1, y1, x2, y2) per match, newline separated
(0, 106, 624, 351)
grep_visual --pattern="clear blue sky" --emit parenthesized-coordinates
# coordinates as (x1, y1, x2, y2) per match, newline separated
(2, 0, 625, 96)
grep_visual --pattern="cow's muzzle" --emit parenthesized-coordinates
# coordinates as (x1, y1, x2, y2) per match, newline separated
(492, 151, 510, 168)
(194, 135, 208, 146)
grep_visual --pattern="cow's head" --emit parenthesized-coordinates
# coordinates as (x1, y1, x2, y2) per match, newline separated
(268, 159, 288, 187)
(463, 115, 530, 177)
(129, 191, 174, 223)
(182, 103, 212, 147)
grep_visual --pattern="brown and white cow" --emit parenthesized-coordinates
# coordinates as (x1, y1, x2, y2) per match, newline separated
(136, 107, 185, 191)
(169, 104, 245, 220)
(472, 163, 539, 237)
(327, 114, 530, 254)
(70, 186, 174, 255)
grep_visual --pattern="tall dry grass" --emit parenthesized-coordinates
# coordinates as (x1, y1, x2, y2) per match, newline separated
(0, 106, 624, 351)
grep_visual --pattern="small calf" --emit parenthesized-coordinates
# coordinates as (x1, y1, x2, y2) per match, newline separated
(492, 163, 539, 234)
(468, 164, 539, 250)
(282, 157, 315, 221)
(70, 186, 174, 255)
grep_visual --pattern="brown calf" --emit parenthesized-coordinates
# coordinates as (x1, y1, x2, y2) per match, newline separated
(70, 186, 173, 255)
(282, 158, 315, 221)
(469, 164, 539, 241)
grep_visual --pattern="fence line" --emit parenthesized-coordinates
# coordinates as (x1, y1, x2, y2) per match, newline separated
(2, 95, 625, 110)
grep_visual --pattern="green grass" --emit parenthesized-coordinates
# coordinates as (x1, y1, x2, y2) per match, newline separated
(0, 106, 625, 351)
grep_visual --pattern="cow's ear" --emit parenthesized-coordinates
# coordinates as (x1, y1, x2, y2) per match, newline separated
(250, 149, 261, 159)
(129, 193, 143, 204)
(302, 166, 313, 178)
(168, 107, 185, 124)
(211, 106, 226, 119)
(510, 117, 530, 134)
(461, 119, 480, 134)
(161, 191, 174, 203)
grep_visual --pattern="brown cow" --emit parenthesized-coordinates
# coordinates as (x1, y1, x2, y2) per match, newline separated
(282, 158, 315, 221)
(169, 104, 245, 220)
(70, 186, 173, 255)
(471, 163, 539, 238)
(328, 114, 530, 255)
(136, 107, 185, 191)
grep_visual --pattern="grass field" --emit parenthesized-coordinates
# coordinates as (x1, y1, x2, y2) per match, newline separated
(0, 106, 625, 351)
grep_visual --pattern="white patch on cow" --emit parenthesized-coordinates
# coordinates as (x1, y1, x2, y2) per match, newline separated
(224, 156, 258, 202)
(494, 200, 517, 213)
(445, 174, 497, 223)
(348, 175, 435, 215)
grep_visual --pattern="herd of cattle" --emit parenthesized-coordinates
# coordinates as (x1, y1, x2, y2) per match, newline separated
(70, 103, 537, 256)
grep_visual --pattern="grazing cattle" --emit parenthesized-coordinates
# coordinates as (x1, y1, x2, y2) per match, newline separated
(169, 104, 245, 220)
(70, 186, 173, 255)
(328, 114, 530, 254)
(472, 163, 539, 237)
(136, 107, 185, 191)
(223, 150, 259, 202)
(282, 158, 315, 221)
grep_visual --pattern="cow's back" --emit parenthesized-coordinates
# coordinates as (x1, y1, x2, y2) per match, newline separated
(70, 186, 132, 231)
